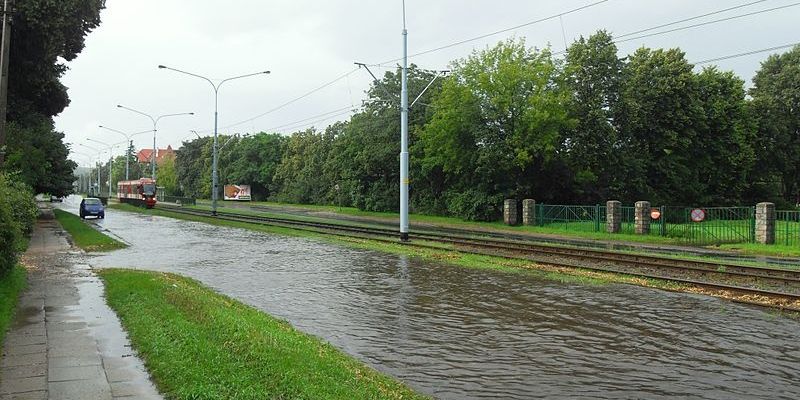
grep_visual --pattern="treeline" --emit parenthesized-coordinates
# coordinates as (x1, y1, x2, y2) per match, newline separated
(0, 0, 106, 197)
(0, 1, 105, 277)
(167, 31, 799, 221)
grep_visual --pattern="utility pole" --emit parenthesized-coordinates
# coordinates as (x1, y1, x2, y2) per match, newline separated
(399, 0, 409, 241)
(0, 0, 13, 167)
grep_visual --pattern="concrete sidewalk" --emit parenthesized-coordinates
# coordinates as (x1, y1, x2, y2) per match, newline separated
(0, 211, 161, 399)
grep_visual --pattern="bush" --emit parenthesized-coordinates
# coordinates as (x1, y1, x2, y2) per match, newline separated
(445, 189, 503, 221)
(0, 173, 37, 277)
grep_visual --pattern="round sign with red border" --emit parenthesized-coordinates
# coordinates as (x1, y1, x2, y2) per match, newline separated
(650, 208, 661, 220)
(690, 208, 706, 223)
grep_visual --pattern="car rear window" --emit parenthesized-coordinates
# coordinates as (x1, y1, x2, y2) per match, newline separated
(84, 199, 101, 205)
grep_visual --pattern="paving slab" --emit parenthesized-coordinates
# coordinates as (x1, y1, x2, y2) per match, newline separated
(0, 215, 163, 399)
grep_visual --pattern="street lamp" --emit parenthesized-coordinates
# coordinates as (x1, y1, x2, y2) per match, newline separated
(98, 125, 152, 180)
(158, 64, 269, 216)
(116, 104, 193, 179)
(78, 143, 107, 194)
(87, 138, 124, 196)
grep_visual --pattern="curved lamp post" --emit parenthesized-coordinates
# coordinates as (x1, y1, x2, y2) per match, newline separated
(98, 125, 152, 180)
(116, 104, 193, 179)
(158, 65, 269, 215)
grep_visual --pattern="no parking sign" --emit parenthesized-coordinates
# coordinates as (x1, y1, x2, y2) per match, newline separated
(690, 208, 706, 223)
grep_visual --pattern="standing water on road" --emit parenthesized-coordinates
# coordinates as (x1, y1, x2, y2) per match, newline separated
(72, 205, 800, 399)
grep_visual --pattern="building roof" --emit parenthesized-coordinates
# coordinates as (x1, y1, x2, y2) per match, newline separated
(136, 146, 176, 164)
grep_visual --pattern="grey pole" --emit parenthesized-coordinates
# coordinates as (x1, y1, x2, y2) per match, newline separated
(157, 65, 269, 216)
(399, 0, 409, 241)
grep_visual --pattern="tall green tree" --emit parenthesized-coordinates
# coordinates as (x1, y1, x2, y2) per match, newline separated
(562, 30, 623, 202)
(691, 67, 755, 205)
(614, 47, 701, 205)
(420, 39, 573, 219)
(749, 45, 800, 205)
(156, 154, 179, 196)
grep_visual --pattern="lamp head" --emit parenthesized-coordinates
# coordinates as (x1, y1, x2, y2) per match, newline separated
(158, 65, 166, 69)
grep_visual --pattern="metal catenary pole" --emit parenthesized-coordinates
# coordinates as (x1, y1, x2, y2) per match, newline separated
(399, 0, 409, 242)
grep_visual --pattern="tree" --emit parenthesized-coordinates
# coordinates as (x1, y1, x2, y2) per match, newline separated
(419, 39, 573, 219)
(562, 30, 623, 202)
(156, 153, 179, 196)
(176, 137, 213, 198)
(749, 45, 800, 205)
(222, 132, 287, 201)
(8, 0, 105, 121)
(4, 117, 76, 196)
(614, 47, 701, 205)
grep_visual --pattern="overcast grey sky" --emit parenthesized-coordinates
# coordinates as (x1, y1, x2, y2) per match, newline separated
(56, 0, 799, 167)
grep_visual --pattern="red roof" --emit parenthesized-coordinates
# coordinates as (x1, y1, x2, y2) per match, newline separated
(136, 146, 175, 164)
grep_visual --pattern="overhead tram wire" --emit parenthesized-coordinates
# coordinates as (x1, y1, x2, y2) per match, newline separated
(551, 1, 800, 55)
(375, 0, 610, 65)
(614, 2, 800, 45)
(264, 106, 357, 132)
(614, 0, 768, 40)
(692, 42, 800, 65)
(273, 109, 358, 135)
(194, 67, 361, 134)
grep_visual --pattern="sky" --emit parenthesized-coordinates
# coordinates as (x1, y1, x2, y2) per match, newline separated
(55, 0, 800, 167)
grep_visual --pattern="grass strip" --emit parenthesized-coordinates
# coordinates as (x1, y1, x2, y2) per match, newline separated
(53, 209, 126, 252)
(99, 269, 426, 400)
(0, 265, 27, 346)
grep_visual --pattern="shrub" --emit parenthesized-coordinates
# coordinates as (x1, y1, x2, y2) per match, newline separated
(0, 173, 37, 277)
(446, 189, 503, 221)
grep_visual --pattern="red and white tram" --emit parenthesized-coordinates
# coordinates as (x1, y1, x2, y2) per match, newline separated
(117, 178, 157, 208)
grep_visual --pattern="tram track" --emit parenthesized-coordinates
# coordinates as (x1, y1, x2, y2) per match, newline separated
(154, 204, 800, 310)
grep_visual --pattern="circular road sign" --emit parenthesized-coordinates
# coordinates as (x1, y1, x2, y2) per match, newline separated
(650, 208, 661, 220)
(690, 208, 706, 223)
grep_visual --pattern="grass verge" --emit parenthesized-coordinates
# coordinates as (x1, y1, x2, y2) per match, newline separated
(0, 265, 27, 346)
(99, 269, 425, 400)
(53, 209, 126, 252)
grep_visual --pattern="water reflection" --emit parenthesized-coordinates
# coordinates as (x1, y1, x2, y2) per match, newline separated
(83, 207, 800, 399)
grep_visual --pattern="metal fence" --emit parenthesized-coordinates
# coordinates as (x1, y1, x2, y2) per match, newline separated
(776, 210, 800, 246)
(662, 206, 754, 245)
(536, 204, 604, 233)
(532, 203, 756, 245)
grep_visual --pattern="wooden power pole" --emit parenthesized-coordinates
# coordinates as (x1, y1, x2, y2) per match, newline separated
(0, 0, 13, 167)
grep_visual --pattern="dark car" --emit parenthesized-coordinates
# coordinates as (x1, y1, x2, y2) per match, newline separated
(50, 195, 63, 202)
(79, 198, 105, 219)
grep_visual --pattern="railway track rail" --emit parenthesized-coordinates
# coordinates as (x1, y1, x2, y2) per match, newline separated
(155, 204, 800, 310)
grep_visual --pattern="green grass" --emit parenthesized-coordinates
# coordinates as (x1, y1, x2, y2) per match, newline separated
(53, 209, 126, 252)
(99, 269, 426, 400)
(0, 265, 27, 346)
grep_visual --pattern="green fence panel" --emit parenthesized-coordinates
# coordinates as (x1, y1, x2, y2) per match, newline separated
(535, 204, 604, 233)
(776, 210, 800, 246)
(661, 206, 754, 245)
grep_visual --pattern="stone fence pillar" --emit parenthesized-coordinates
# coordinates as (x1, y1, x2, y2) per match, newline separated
(522, 199, 536, 226)
(606, 200, 621, 233)
(504, 199, 518, 226)
(635, 201, 650, 235)
(755, 202, 775, 244)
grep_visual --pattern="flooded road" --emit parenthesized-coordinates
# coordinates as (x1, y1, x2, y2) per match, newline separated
(63, 201, 800, 399)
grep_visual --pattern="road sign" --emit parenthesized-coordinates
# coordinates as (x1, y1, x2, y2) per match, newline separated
(690, 208, 706, 222)
(650, 208, 661, 220)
